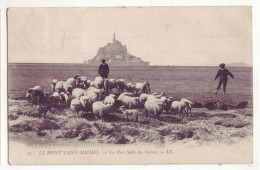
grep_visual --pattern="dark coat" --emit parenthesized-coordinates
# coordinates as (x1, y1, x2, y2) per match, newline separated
(215, 68, 234, 81)
(98, 63, 109, 78)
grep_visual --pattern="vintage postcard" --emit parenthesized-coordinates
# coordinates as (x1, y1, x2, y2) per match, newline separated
(7, 7, 253, 164)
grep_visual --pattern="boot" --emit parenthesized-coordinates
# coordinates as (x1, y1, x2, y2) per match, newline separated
(214, 89, 219, 94)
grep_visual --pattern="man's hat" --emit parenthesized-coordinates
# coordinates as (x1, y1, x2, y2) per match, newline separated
(219, 63, 225, 68)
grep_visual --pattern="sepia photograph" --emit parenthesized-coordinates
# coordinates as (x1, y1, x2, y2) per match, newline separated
(7, 7, 253, 164)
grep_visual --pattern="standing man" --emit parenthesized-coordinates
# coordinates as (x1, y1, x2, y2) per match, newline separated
(214, 63, 234, 94)
(98, 59, 109, 79)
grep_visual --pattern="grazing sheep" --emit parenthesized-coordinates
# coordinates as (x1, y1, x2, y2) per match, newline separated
(171, 101, 187, 117)
(144, 99, 164, 117)
(126, 83, 137, 93)
(51, 79, 58, 92)
(119, 106, 139, 122)
(104, 94, 116, 106)
(60, 92, 69, 108)
(72, 88, 85, 99)
(50, 92, 62, 108)
(139, 92, 160, 104)
(180, 98, 193, 116)
(104, 78, 117, 94)
(118, 95, 140, 109)
(116, 79, 126, 94)
(92, 101, 113, 122)
(38, 105, 51, 119)
(136, 81, 150, 94)
(70, 98, 84, 117)
(94, 76, 104, 89)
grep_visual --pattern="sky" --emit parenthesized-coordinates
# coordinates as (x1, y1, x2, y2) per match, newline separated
(8, 7, 252, 66)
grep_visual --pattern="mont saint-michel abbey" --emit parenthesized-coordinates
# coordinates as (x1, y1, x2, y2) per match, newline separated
(87, 34, 149, 66)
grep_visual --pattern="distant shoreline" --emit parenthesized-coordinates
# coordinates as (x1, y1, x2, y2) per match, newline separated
(7, 63, 252, 68)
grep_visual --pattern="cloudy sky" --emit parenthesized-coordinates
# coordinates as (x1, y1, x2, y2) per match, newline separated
(8, 7, 252, 66)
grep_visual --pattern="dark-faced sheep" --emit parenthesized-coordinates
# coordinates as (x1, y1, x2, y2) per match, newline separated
(116, 79, 126, 94)
(104, 78, 117, 94)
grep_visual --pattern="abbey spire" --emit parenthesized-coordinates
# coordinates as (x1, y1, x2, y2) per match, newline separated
(113, 33, 116, 42)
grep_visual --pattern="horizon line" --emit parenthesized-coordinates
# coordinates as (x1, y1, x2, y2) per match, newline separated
(7, 62, 251, 67)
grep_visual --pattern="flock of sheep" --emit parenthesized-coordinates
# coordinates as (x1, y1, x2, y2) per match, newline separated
(25, 75, 193, 122)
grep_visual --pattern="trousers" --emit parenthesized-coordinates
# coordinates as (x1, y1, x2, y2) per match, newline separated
(217, 79, 227, 92)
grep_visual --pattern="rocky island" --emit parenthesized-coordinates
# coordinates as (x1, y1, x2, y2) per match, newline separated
(87, 34, 149, 66)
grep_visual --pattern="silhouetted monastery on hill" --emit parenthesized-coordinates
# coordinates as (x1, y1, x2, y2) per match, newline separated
(87, 34, 149, 66)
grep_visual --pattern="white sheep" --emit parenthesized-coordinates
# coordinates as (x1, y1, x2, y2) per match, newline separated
(70, 98, 84, 117)
(94, 76, 104, 89)
(104, 78, 117, 94)
(72, 88, 85, 99)
(139, 92, 158, 104)
(116, 79, 126, 94)
(144, 99, 164, 117)
(180, 98, 193, 116)
(104, 94, 116, 106)
(118, 95, 140, 109)
(92, 101, 113, 122)
(136, 81, 150, 94)
(119, 106, 139, 122)
(171, 101, 187, 117)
